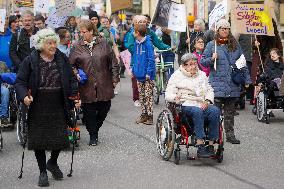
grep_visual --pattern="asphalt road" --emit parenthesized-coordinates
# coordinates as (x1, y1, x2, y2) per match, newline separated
(1, 77, 284, 189)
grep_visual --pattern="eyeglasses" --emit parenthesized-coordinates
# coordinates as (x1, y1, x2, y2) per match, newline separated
(196, 41, 204, 44)
(220, 28, 230, 31)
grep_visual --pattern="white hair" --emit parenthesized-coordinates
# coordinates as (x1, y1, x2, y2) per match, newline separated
(194, 19, 205, 32)
(33, 28, 59, 50)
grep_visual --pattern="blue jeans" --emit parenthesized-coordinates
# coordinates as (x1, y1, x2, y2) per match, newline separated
(0, 85, 9, 118)
(182, 105, 220, 140)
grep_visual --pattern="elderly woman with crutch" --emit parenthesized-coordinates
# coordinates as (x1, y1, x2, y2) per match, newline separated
(15, 28, 78, 187)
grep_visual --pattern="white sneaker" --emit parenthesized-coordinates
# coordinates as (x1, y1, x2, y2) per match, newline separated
(114, 90, 118, 95)
(134, 100, 141, 107)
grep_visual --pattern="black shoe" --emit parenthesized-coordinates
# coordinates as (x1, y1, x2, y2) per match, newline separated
(226, 136, 240, 144)
(234, 111, 239, 116)
(46, 160, 63, 180)
(38, 172, 49, 187)
(206, 145, 215, 156)
(197, 144, 211, 158)
(89, 135, 98, 146)
(269, 111, 275, 117)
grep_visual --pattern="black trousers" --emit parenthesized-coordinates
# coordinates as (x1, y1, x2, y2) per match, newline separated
(82, 101, 111, 138)
(34, 150, 60, 173)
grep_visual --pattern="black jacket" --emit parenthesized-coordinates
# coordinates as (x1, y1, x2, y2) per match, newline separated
(265, 59, 284, 80)
(15, 50, 78, 121)
(9, 28, 38, 72)
(178, 30, 204, 54)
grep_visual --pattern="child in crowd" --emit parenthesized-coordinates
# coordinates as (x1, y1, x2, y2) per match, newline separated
(132, 24, 156, 125)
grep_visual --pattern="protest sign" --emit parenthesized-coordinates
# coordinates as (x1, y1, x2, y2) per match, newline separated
(34, 0, 49, 13)
(55, 0, 76, 16)
(168, 3, 187, 32)
(110, 0, 133, 13)
(46, 7, 68, 29)
(231, 3, 274, 36)
(120, 50, 132, 76)
(152, 0, 172, 28)
(208, 0, 227, 30)
(0, 9, 6, 33)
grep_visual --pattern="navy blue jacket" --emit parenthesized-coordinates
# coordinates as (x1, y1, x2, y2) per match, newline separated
(201, 41, 252, 98)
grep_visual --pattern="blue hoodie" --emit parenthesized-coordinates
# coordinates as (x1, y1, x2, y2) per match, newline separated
(0, 28, 13, 68)
(132, 36, 156, 82)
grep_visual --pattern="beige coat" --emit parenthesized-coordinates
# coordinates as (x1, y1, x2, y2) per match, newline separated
(165, 66, 214, 108)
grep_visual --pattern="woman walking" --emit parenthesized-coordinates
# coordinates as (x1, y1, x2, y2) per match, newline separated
(15, 29, 78, 187)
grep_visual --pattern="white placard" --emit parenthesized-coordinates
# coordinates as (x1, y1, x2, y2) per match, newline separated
(0, 9, 6, 33)
(168, 3, 187, 32)
(55, 0, 76, 17)
(208, 0, 227, 30)
(34, 0, 50, 13)
(45, 7, 68, 28)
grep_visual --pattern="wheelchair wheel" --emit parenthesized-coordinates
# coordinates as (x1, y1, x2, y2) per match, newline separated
(16, 104, 28, 146)
(0, 128, 3, 150)
(216, 148, 223, 163)
(174, 149, 180, 165)
(156, 110, 175, 161)
(256, 91, 267, 122)
(154, 84, 160, 105)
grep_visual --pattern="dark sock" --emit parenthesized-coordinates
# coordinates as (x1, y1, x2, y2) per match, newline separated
(35, 150, 46, 173)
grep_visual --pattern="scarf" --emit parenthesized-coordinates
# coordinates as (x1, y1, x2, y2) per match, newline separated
(217, 37, 228, 45)
(84, 37, 98, 56)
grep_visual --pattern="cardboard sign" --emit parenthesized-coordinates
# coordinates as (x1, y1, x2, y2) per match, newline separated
(45, 7, 68, 28)
(168, 3, 187, 32)
(110, 0, 133, 13)
(34, 0, 49, 13)
(208, 0, 227, 30)
(231, 3, 274, 36)
(0, 9, 6, 33)
(55, 0, 76, 16)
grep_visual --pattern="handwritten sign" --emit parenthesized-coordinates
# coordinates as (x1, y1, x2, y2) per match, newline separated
(0, 9, 6, 33)
(209, 0, 227, 30)
(34, 0, 49, 13)
(45, 7, 68, 28)
(55, 0, 76, 17)
(168, 3, 187, 32)
(110, 0, 133, 13)
(231, 3, 274, 36)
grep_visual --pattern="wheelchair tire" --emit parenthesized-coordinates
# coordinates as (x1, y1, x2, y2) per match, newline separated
(156, 110, 175, 161)
(256, 91, 267, 122)
(16, 104, 28, 146)
(0, 129, 3, 150)
(154, 85, 160, 105)
(216, 148, 223, 163)
(174, 149, 180, 165)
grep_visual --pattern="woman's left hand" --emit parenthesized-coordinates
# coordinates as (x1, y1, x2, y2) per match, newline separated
(201, 101, 209, 110)
(74, 100, 81, 108)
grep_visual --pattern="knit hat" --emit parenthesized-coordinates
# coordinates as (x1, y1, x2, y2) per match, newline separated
(89, 10, 99, 20)
(216, 19, 230, 29)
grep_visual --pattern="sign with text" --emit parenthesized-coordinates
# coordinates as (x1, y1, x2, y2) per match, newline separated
(208, 0, 227, 30)
(0, 9, 6, 33)
(34, 0, 49, 13)
(110, 0, 133, 13)
(45, 7, 68, 28)
(231, 3, 274, 36)
(168, 3, 186, 32)
(55, 0, 76, 16)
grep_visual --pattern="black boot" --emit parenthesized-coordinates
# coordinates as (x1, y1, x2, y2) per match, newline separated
(226, 132, 240, 144)
(46, 160, 63, 180)
(38, 171, 49, 187)
(197, 144, 211, 158)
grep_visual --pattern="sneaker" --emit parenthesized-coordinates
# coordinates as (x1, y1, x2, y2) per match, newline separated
(144, 115, 153, 125)
(197, 144, 211, 158)
(135, 114, 148, 124)
(134, 100, 141, 107)
(206, 145, 215, 156)
(1, 118, 10, 127)
(226, 136, 240, 144)
(46, 160, 63, 180)
(234, 111, 239, 116)
(38, 172, 49, 187)
(114, 90, 118, 95)
(268, 111, 275, 117)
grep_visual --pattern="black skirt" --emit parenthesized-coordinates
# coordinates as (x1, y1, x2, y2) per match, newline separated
(27, 88, 69, 150)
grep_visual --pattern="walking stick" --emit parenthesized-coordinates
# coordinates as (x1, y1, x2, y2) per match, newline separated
(18, 90, 31, 179)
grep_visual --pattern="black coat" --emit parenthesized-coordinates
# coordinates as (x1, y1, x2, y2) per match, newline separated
(178, 30, 204, 54)
(265, 59, 284, 80)
(15, 49, 78, 124)
(9, 28, 38, 72)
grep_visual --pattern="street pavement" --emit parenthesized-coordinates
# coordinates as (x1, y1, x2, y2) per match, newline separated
(1, 76, 284, 189)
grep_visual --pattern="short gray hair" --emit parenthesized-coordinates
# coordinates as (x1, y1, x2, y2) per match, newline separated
(194, 19, 205, 31)
(21, 10, 34, 18)
(33, 28, 59, 50)
(180, 53, 197, 65)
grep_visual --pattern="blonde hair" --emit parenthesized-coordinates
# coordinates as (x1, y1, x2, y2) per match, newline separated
(33, 28, 59, 50)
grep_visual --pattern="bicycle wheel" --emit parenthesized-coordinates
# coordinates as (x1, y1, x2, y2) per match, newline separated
(154, 83, 160, 105)
(16, 103, 28, 145)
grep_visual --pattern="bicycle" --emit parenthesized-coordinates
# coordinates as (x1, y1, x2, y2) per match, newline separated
(154, 49, 174, 105)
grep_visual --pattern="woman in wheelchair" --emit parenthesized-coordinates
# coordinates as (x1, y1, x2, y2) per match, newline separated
(165, 53, 220, 158)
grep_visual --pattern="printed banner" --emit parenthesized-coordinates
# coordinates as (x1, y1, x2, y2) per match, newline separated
(231, 3, 274, 36)
(208, 0, 227, 30)
(45, 7, 68, 29)
(152, 0, 172, 28)
(0, 9, 6, 33)
(168, 3, 186, 32)
(55, 0, 76, 16)
(110, 0, 133, 13)
(120, 50, 132, 76)
(34, 0, 49, 13)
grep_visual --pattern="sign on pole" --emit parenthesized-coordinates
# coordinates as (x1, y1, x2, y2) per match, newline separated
(231, 3, 274, 36)
(0, 9, 6, 33)
(168, 3, 187, 32)
(208, 0, 227, 30)
(55, 0, 76, 17)
(110, 0, 133, 13)
(34, 0, 49, 13)
(45, 7, 68, 28)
